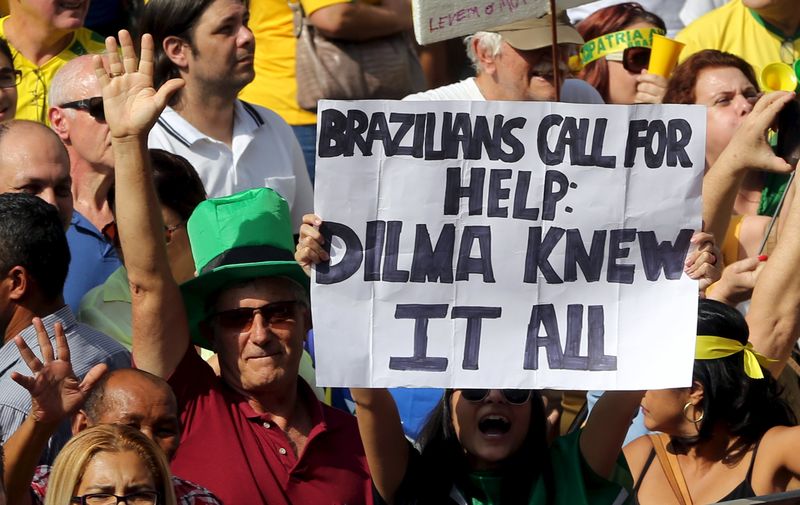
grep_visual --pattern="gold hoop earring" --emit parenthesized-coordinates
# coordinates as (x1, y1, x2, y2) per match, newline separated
(683, 402, 704, 428)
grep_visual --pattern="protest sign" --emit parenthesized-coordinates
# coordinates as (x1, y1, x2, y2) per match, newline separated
(413, 0, 591, 45)
(312, 100, 705, 390)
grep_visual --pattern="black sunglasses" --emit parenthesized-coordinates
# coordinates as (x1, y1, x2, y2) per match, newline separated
(59, 96, 105, 121)
(208, 300, 304, 333)
(460, 389, 532, 405)
(622, 46, 651, 74)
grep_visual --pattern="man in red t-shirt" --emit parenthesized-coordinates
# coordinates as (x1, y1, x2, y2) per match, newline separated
(103, 29, 373, 505)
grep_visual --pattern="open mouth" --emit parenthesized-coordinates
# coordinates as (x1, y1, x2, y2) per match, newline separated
(59, 0, 84, 10)
(478, 415, 511, 436)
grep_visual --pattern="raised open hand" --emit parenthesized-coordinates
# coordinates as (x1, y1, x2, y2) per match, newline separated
(94, 30, 184, 141)
(10, 318, 107, 425)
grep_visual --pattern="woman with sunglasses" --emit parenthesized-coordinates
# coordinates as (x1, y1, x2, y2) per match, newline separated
(294, 222, 643, 505)
(575, 2, 668, 105)
(44, 424, 177, 505)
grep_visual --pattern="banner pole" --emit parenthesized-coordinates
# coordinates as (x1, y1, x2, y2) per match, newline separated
(550, 0, 560, 102)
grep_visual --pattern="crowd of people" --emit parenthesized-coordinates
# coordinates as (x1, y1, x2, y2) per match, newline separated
(0, 0, 797, 504)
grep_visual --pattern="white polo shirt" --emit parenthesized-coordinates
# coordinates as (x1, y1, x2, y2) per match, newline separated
(148, 100, 313, 231)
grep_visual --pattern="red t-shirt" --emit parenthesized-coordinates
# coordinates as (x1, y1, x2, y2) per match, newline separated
(167, 349, 373, 505)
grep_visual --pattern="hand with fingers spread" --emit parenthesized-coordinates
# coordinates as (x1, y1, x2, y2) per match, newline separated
(11, 318, 107, 426)
(295, 213, 329, 276)
(684, 231, 721, 294)
(93, 29, 184, 141)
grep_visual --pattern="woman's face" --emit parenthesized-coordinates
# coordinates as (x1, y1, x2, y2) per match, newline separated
(606, 21, 658, 105)
(639, 387, 699, 437)
(694, 66, 760, 166)
(74, 450, 158, 503)
(450, 389, 532, 471)
(0, 51, 17, 122)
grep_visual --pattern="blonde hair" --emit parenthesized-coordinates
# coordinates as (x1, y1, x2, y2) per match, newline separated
(45, 425, 177, 505)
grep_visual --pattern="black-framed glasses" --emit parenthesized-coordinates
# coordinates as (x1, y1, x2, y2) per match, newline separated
(208, 300, 304, 333)
(606, 46, 652, 74)
(70, 491, 159, 505)
(59, 96, 105, 121)
(460, 389, 532, 405)
(0, 68, 21, 88)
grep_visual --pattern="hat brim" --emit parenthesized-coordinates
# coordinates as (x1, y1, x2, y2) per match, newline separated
(502, 24, 584, 51)
(180, 261, 310, 350)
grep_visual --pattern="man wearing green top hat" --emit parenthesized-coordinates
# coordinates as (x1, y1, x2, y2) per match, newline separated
(98, 31, 372, 505)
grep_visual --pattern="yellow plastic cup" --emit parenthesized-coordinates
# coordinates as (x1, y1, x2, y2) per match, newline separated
(762, 62, 798, 92)
(647, 34, 685, 77)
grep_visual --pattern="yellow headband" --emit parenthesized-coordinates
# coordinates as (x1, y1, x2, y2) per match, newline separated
(576, 27, 666, 68)
(695, 335, 777, 379)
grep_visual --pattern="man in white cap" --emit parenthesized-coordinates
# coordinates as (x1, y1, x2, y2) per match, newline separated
(405, 11, 602, 104)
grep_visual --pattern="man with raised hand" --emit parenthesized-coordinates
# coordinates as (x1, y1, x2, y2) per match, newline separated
(3, 320, 222, 505)
(99, 31, 372, 504)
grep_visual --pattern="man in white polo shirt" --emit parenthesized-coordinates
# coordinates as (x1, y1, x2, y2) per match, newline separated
(140, 0, 313, 231)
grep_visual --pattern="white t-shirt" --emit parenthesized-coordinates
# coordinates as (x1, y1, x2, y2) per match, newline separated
(403, 77, 604, 104)
(148, 101, 313, 231)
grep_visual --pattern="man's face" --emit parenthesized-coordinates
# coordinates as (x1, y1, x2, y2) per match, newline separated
(89, 373, 182, 460)
(51, 68, 114, 171)
(12, 0, 89, 32)
(0, 124, 73, 230)
(208, 277, 308, 397)
(489, 43, 572, 101)
(183, 0, 255, 95)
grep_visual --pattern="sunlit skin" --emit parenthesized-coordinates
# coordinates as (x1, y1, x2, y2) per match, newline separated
(206, 277, 309, 400)
(694, 66, 760, 168)
(450, 390, 532, 471)
(10, 0, 90, 33)
(88, 372, 181, 460)
(74, 450, 157, 501)
(478, 43, 575, 102)
(0, 122, 73, 230)
(606, 21, 659, 104)
(179, 0, 255, 96)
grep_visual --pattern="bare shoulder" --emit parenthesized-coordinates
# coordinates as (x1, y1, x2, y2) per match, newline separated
(624, 434, 655, 479)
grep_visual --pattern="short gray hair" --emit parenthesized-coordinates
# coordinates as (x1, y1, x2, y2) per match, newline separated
(464, 31, 503, 74)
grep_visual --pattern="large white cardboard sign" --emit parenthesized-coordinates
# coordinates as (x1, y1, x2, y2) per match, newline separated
(413, 0, 592, 45)
(312, 100, 705, 390)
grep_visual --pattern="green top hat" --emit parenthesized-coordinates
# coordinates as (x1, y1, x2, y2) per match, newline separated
(180, 188, 309, 349)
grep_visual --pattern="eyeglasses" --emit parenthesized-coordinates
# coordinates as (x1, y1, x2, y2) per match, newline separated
(102, 221, 185, 247)
(208, 300, 304, 333)
(70, 491, 159, 505)
(459, 389, 532, 405)
(605, 46, 652, 74)
(59, 96, 105, 121)
(0, 68, 21, 88)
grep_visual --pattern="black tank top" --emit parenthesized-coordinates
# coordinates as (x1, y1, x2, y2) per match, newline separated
(633, 439, 761, 503)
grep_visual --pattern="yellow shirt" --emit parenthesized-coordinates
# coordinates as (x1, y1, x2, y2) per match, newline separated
(676, 0, 800, 90)
(239, 0, 349, 126)
(0, 17, 106, 123)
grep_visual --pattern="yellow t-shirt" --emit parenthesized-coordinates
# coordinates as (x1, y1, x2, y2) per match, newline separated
(239, 0, 350, 126)
(0, 17, 106, 123)
(676, 0, 800, 91)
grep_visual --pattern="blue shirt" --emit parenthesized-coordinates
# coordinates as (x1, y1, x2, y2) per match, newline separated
(64, 211, 121, 313)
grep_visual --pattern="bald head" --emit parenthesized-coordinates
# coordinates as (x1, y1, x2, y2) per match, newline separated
(79, 368, 181, 460)
(0, 120, 72, 230)
(49, 55, 98, 110)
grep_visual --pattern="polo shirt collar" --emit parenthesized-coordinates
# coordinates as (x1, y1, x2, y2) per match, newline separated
(157, 100, 264, 147)
(234, 377, 328, 429)
(70, 210, 105, 237)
